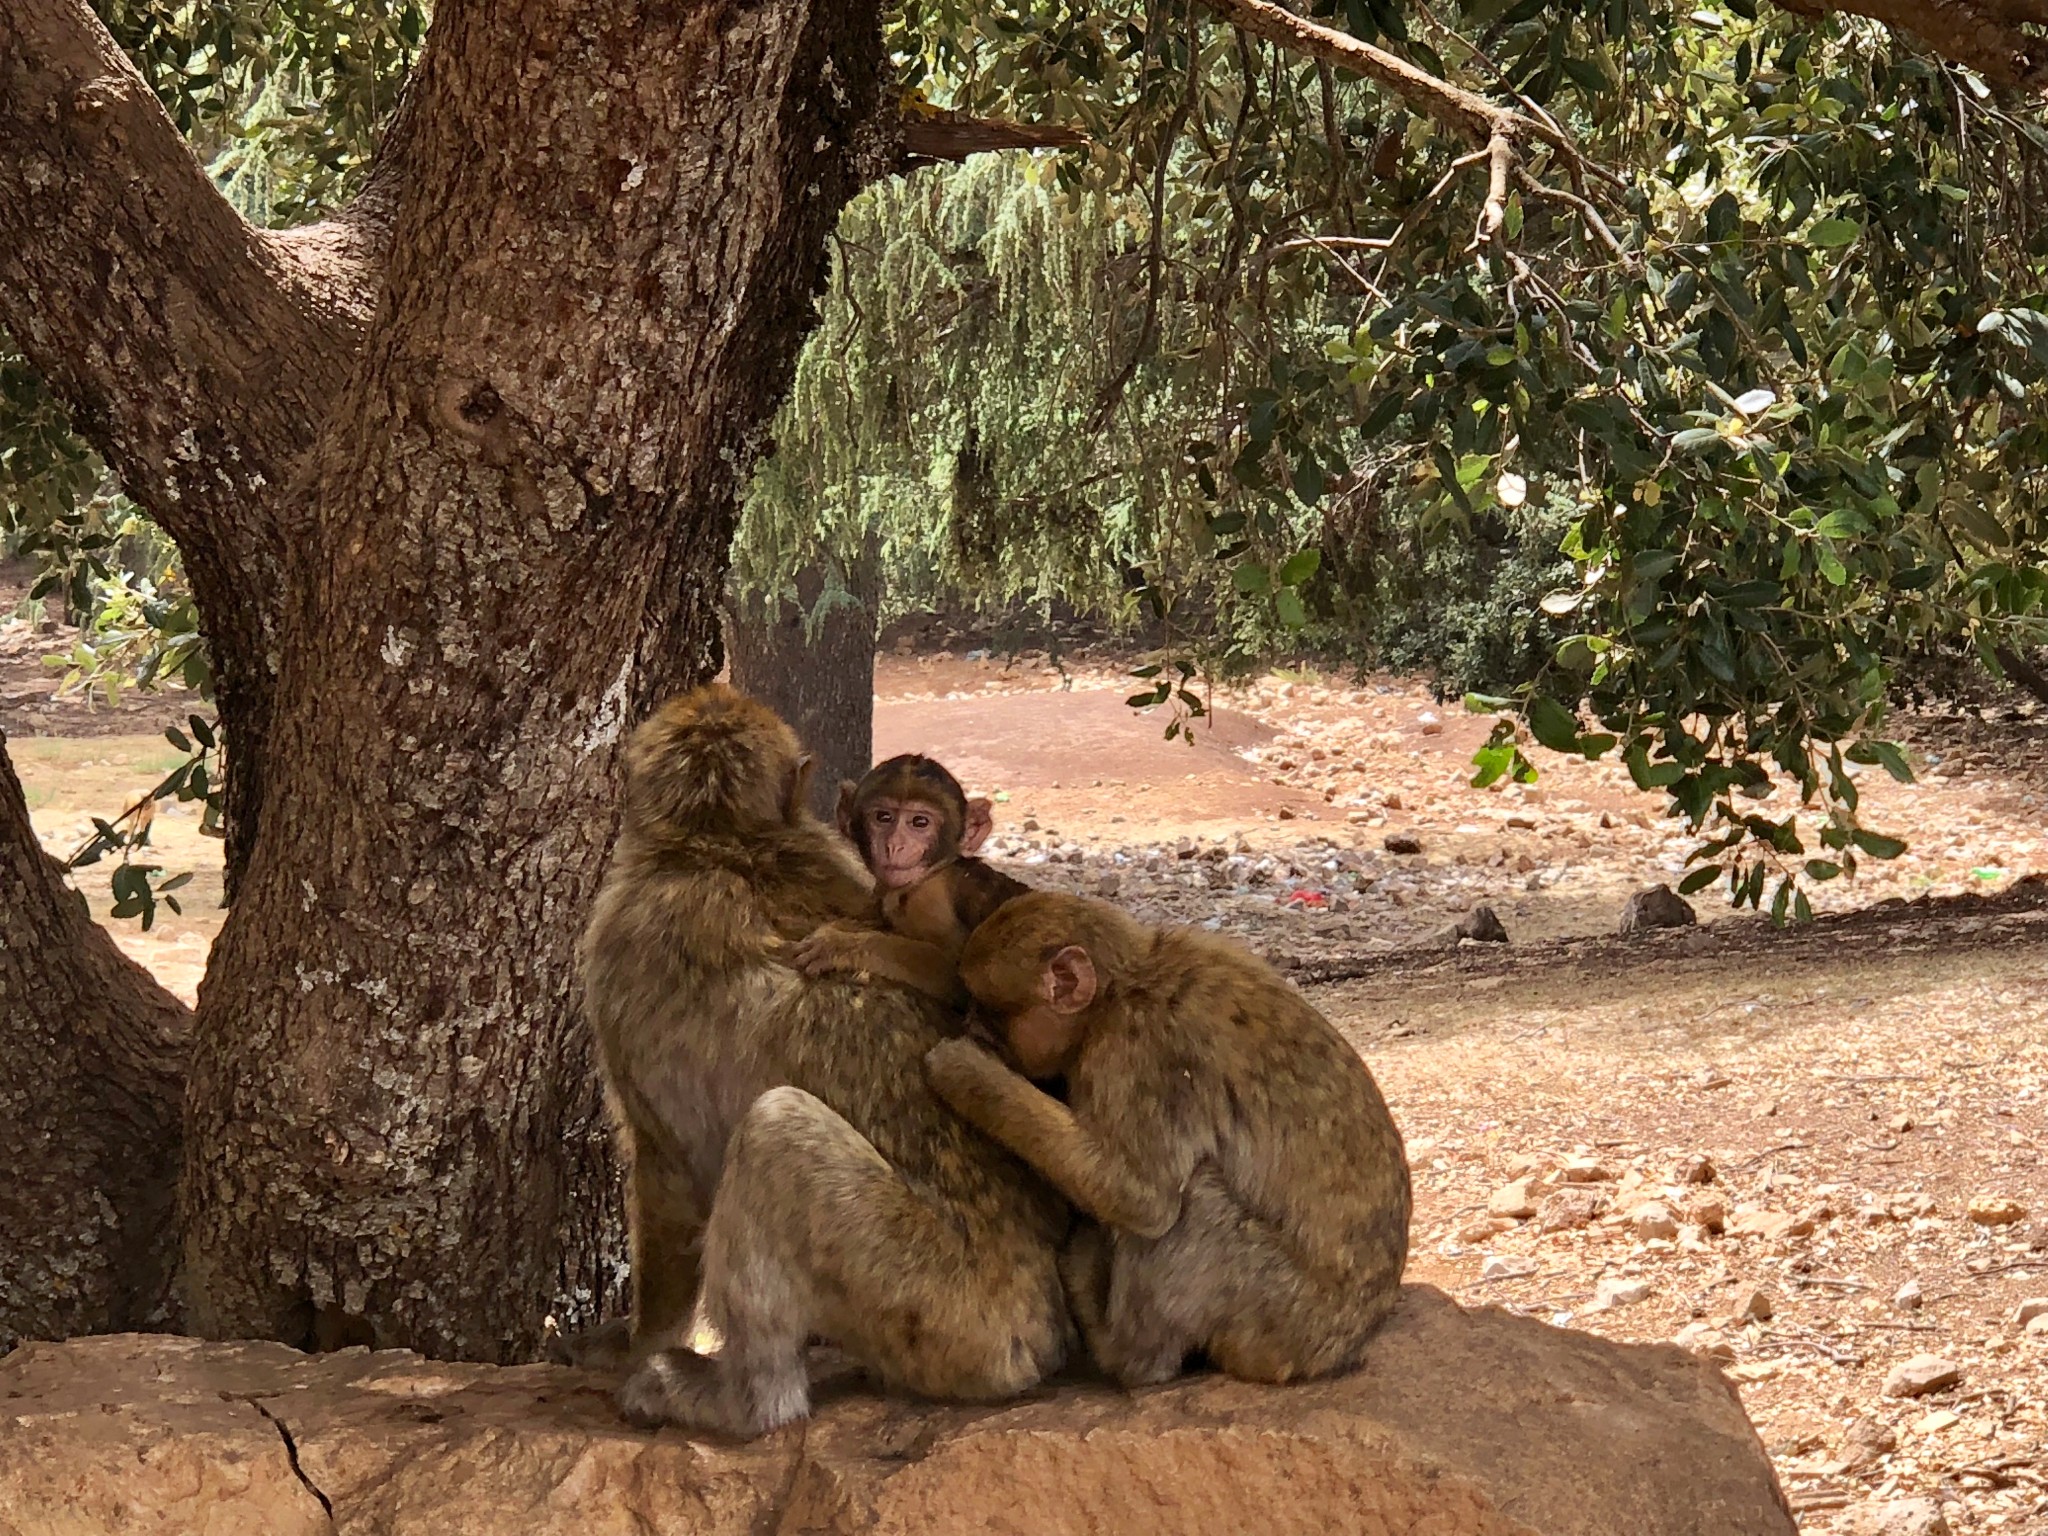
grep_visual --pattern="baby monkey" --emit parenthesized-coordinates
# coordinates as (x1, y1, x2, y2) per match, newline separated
(795, 755, 1027, 1001)
(925, 891, 1411, 1389)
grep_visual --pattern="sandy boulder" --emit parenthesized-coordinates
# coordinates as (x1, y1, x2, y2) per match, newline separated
(0, 1286, 1792, 1536)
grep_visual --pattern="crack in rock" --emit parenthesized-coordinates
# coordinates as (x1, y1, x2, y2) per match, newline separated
(241, 1395, 336, 1527)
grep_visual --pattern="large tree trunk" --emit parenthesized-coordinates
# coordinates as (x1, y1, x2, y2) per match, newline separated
(3, 0, 890, 1360)
(0, 737, 190, 1349)
(726, 564, 878, 819)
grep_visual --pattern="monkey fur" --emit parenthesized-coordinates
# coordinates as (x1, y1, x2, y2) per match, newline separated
(926, 890, 1411, 1389)
(836, 753, 993, 890)
(579, 685, 1071, 1436)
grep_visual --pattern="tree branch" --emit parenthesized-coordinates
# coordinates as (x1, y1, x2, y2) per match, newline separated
(1770, 0, 2046, 92)
(0, 0, 359, 544)
(899, 106, 1088, 166)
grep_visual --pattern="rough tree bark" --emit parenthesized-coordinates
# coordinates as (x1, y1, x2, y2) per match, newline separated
(2, 0, 891, 1360)
(0, 739, 190, 1348)
(726, 565, 878, 820)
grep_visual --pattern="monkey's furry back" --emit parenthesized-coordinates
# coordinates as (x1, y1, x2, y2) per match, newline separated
(581, 684, 1071, 1292)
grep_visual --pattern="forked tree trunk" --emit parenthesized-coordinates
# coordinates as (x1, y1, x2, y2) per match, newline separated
(726, 565, 878, 819)
(0, 738, 189, 1348)
(3, 0, 889, 1359)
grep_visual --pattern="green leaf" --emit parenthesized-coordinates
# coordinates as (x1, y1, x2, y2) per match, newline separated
(1232, 562, 1271, 596)
(1851, 829, 1907, 859)
(1803, 860, 1841, 881)
(1845, 740, 1913, 783)
(1808, 218, 1860, 248)
(1278, 549, 1322, 587)
(1526, 696, 1582, 754)
(1274, 589, 1308, 629)
(1677, 865, 1721, 895)
(1470, 744, 1515, 788)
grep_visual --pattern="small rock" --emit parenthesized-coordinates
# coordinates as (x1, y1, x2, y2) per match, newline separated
(1559, 1156, 1615, 1184)
(1830, 1416, 1898, 1473)
(1455, 905, 1510, 943)
(1890, 1113, 1915, 1133)
(1737, 1289, 1773, 1323)
(1504, 813, 1538, 830)
(1688, 1194, 1729, 1234)
(1691, 1066, 1731, 1091)
(1383, 832, 1423, 855)
(1893, 1279, 1923, 1312)
(1838, 1497, 1951, 1536)
(1882, 1354, 1961, 1398)
(1675, 1154, 1717, 1185)
(1536, 1187, 1610, 1233)
(1628, 1202, 1680, 1241)
(1479, 1256, 1531, 1282)
(1726, 1207, 1814, 1242)
(1592, 1277, 1651, 1310)
(1488, 1180, 1538, 1219)
(1417, 712, 1444, 736)
(2014, 1298, 2048, 1327)
(1619, 884, 1696, 935)
(1457, 1216, 1516, 1242)
(1382, 791, 1403, 811)
(1673, 1322, 1734, 1360)
(1095, 872, 1122, 897)
(2026, 1314, 2048, 1340)
(1967, 1195, 2027, 1226)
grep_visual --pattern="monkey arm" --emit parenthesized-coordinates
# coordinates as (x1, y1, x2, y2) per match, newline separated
(924, 1039, 1180, 1238)
(793, 928, 969, 1006)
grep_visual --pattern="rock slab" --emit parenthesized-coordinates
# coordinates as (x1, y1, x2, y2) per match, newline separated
(0, 1286, 1793, 1536)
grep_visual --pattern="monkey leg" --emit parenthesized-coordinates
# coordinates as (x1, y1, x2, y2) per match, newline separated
(1092, 1168, 1386, 1388)
(626, 1147, 709, 1356)
(620, 1085, 1067, 1438)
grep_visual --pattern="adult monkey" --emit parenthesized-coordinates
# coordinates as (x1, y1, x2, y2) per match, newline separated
(928, 891, 1410, 1388)
(578, 685, 1071, 1437)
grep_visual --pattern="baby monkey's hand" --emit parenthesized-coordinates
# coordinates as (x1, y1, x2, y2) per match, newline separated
(790, 923, 874, 977)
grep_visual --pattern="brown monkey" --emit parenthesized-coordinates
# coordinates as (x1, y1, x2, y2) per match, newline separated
(579, 685, 1071, 1437)
(796, 853, 1030, 1003)
(926, 891, 1410, 1389)
(837, 753, 992, 890)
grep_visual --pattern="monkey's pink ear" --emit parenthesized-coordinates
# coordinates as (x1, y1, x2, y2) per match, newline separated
(962, 796, 994, 853)
(1045, 945, 1097, 1013)
(835, 779, 860, 839)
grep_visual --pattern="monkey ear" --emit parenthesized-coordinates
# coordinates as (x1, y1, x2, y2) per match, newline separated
(835, 779, 859, 839)
(1044, 945, 1097, 1014)
(785, 754, 815, 823)
(961, 796, 994, 854)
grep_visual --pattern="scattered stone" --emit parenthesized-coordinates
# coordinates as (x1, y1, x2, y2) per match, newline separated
(1967, 1195, 2027, 1226)
(1504, 813, 1538, 830)
(1457, 1216, 1516, 1242)
(2015, 1298, 2048, 1327)
(1737, 1289, 1773, 1323)
(1480, 1256, 1533, 1282)
(1095, 871, 1122, 897)
(1688, 1194, 1729, 1234)
(1628, 1202, 1680, 1241)
(1559, 1156, 1615, 1184)
(1417, 712, 1444, 736)
(1592, 1277, 1651, 1310)
(1830, 1417, 1898, 1473)
(1890, 1113, 1915, 1133)
(1838, 1497, 1951, 1536)
(1619, 884, 1696, 935)
(1882, 1354, 1962, 1398)
(2026, 1314, 2048, 1340)
(1384, 832, 1423, 855)
(1673, 1322, 1735, 1361)
(1454, 905, 1509, 943)
(1536, 1187, 1610, 1233)
(1488, 1179, 1538, 1219)
(1893, 1279, 1923, 1312)
(1725, 1207, 1814, 1242)
(1675, 1154, 1718, 1185)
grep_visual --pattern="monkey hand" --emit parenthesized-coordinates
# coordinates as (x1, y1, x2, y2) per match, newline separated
(924, 1037, 1016, 1118)
(790, 925, 873, 978)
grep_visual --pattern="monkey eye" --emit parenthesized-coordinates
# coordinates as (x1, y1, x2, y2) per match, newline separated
(909, 813, 932, 829)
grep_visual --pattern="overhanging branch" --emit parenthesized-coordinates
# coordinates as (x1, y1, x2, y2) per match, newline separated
(899, 106, 1088, 167)
(1771, 0, 2046, 92)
